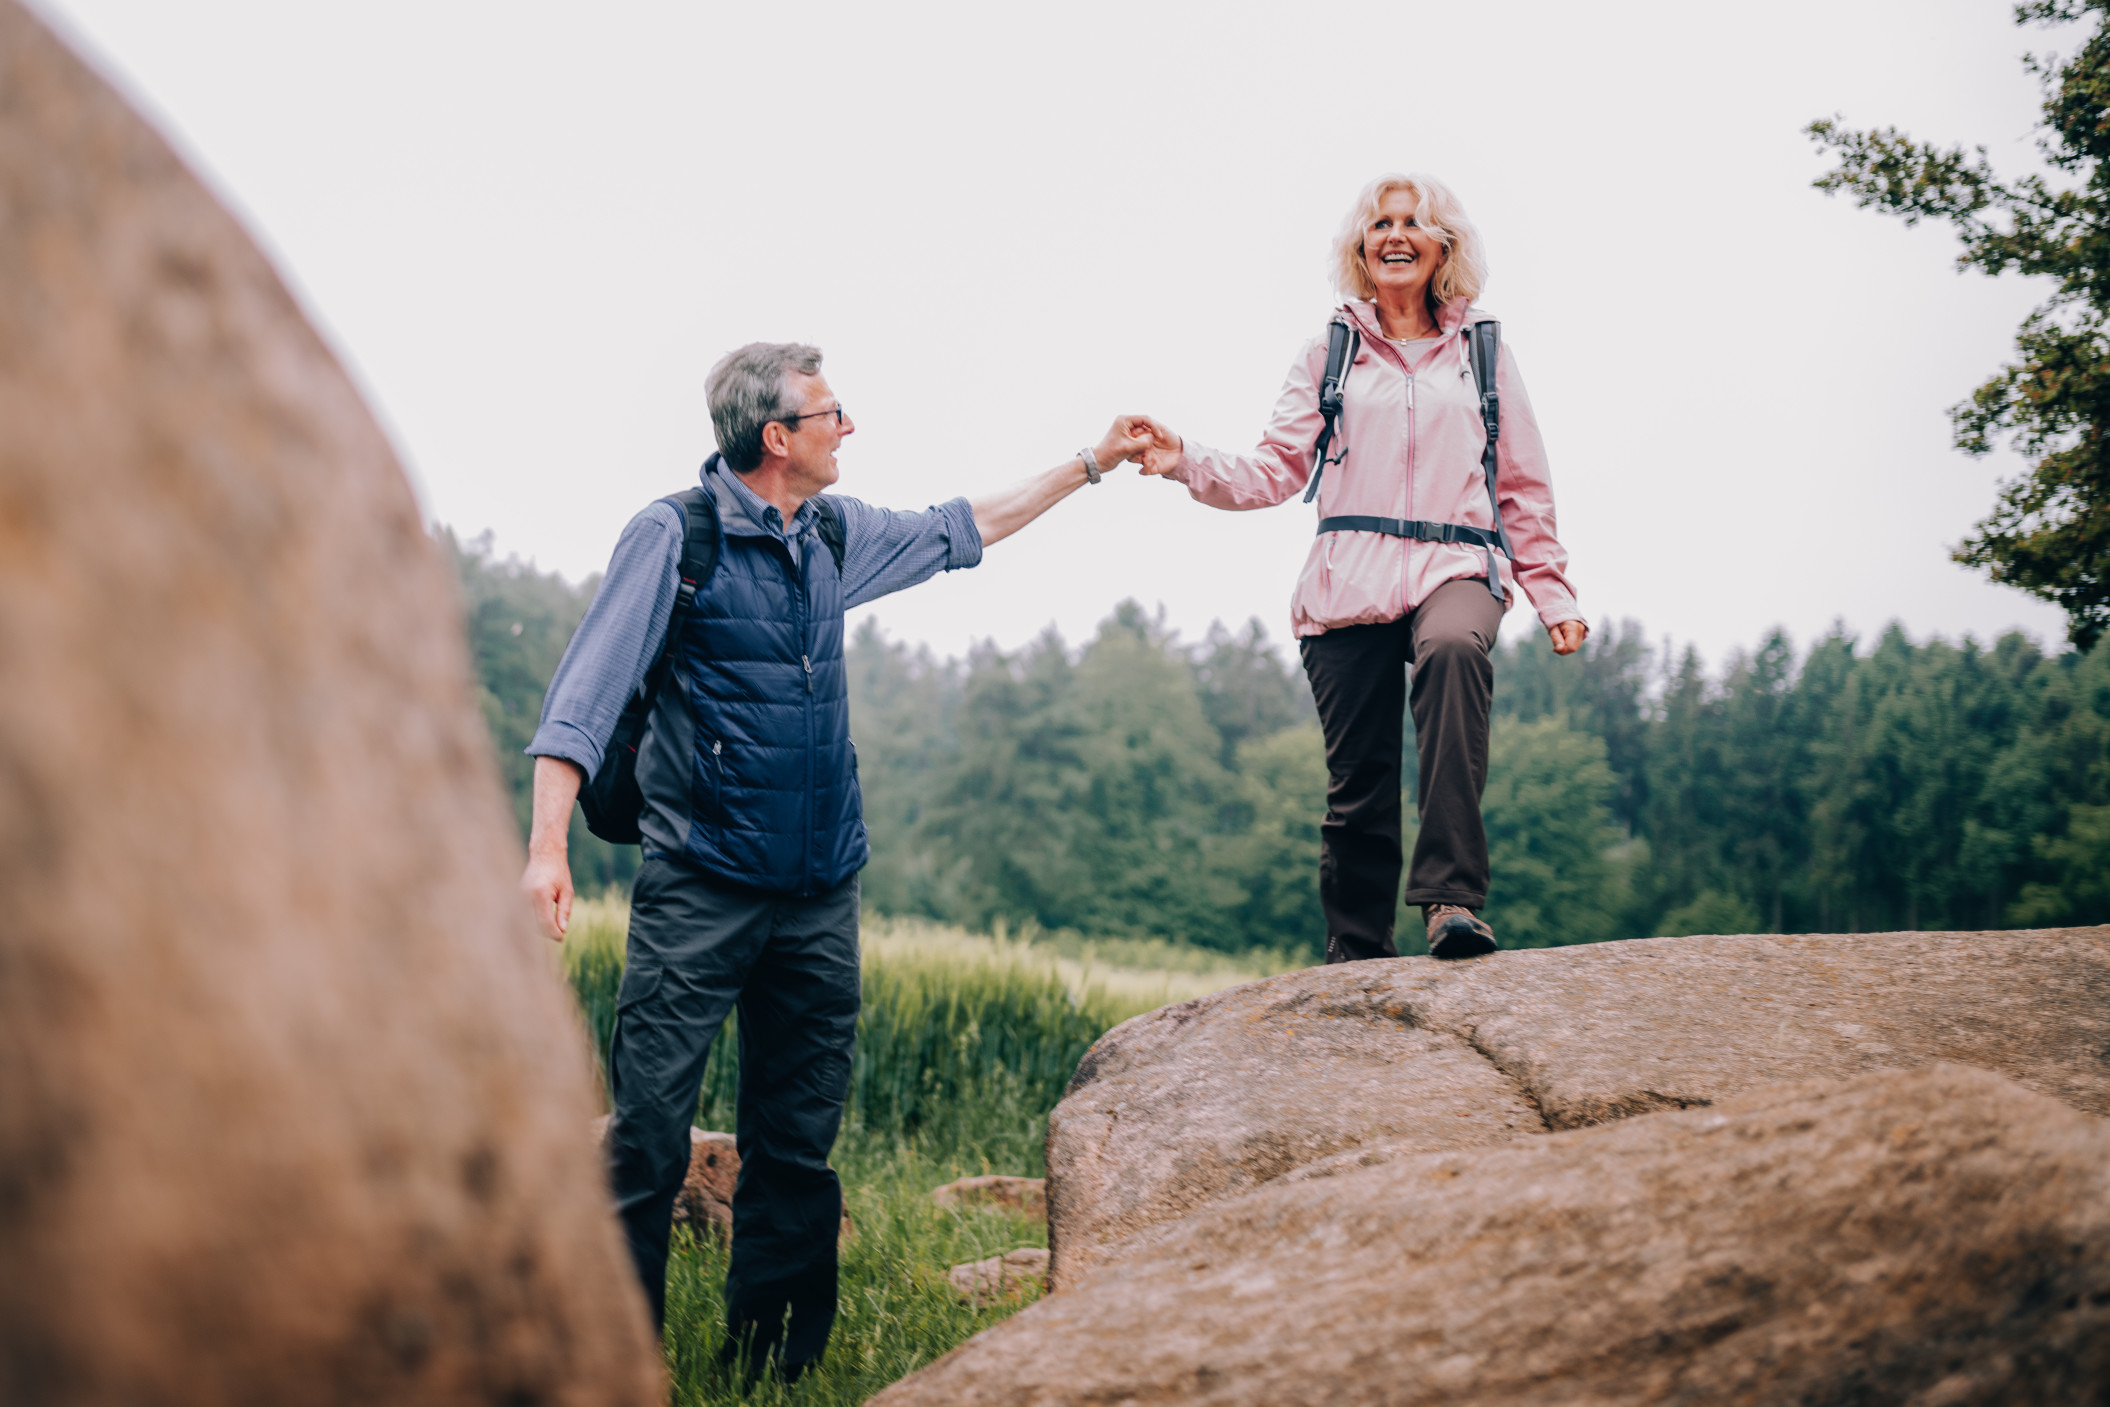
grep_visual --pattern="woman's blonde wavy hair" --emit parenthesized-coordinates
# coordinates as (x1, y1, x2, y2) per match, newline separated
(1330, 173, 1487, 308)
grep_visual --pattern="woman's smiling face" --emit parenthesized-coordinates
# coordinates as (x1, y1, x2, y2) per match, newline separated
(1361, 188, 1448, 306)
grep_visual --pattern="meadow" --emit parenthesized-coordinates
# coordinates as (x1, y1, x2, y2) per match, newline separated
(560, 898, 1291, 1405)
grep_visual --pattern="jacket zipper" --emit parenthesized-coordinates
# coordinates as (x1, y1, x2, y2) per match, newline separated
(1367, 330, 1420, 622)
(791, 535, 814, 894)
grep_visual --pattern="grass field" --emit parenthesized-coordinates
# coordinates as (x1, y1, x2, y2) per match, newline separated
(559, 898, 1291, 1405)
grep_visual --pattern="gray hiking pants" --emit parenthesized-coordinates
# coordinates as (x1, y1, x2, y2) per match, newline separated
(604, 857, 860, 1371)
(1300, 577, 1505, 962)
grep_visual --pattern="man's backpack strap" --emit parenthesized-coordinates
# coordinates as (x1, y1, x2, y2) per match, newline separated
(650, 485, 720, 699)
(811, 495, 848, 577)
(576, 486, 722, 845)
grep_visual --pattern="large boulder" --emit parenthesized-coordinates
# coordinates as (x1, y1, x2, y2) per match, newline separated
(0, 6, 659, 1403)
(879, 1064, 2110, 1406)
(1045, 982, 1540, 1285)
(1047, 926, 2110, 1285)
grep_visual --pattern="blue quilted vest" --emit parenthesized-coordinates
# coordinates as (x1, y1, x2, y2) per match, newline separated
(634, 460, 867, 894)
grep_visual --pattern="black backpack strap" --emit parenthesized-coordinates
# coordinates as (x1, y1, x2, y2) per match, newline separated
(1303, 315, 1360, 504)
(811, 495, 848, 577)
(1465, 317, 1513, 603)
(1316, 515, 1501, 549)
(637, 486, 720, 711)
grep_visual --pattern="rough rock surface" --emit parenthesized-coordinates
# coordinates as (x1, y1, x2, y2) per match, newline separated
(877, 1065, 2110, 1406)
(1045, 983, 1542, 1285)
(932, 1175, 1047, 1218)
(0, 6, 659, 1403)
(593, 1120, 851, 1245)
(1048, 926, 2110, 1284)
(674, 1129, 740, 1242)
(945, 1248, 1050, 1306)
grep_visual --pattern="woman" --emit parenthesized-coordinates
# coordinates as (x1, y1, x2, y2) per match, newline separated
(1136, 173, 1586, 961)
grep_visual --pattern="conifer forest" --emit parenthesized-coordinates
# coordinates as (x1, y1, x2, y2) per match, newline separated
(450, 530, 2110, 957)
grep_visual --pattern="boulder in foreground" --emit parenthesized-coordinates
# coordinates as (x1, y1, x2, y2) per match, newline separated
(0, 5, 659, 1401)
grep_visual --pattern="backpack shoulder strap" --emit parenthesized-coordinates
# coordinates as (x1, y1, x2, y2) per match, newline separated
(664, 485, 722, 611)
(633, 486, 720, 708)
(1302, 314, 1361, 504)
(1459, 315, 1513, 603)
(811, 495, 849, 576)
(1464, 314, 1500, 418)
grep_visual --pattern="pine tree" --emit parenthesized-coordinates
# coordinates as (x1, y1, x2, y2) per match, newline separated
(1810, 2, 2110, 646)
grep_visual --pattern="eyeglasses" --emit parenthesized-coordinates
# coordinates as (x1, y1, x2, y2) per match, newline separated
(782, 404, 846, 427)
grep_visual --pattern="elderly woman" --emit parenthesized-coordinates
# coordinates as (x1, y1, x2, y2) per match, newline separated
(1137, 173, 1586, 961)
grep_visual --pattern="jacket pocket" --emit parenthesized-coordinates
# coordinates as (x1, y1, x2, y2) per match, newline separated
(614, 963, 664, 1016)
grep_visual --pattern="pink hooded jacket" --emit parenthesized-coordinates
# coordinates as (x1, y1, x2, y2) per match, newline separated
(1169, 296, 1583, 638)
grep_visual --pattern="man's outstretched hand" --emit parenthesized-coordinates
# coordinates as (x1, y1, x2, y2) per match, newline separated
(1549, 620, 1588, 656)
(971, 417, 1155, 547)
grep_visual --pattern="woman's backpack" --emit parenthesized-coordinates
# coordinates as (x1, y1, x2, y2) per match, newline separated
(1304, 313, 1516, 602)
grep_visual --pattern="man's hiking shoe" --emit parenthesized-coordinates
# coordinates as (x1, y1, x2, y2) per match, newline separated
(1426, 904, 1497, 959)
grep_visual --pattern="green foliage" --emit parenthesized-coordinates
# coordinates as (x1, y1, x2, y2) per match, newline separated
(1809, 2, 2110, 647)
(1225, 725, 1329, 955)
(452, 511, 2110, 955)
(1487, 622, 2110, 935)
(1479, 717, 1626, 947)
(559, 899, 1150, 1160)
(856, 602, 1324, 956)
(559, 907, 1249, 1402)
(440, 528, 638, 892)
(561, 910, 1161, 1406)
(1655, 890, 1765, 939)
(660, 1142, 1050, 1406)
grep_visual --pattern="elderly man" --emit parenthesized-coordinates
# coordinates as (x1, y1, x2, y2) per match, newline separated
(521, 341, 1144, 1378)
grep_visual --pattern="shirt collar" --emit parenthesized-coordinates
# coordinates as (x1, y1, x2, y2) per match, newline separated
(701, 452, 817, 541)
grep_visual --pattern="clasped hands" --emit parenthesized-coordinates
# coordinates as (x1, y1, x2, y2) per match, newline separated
(1091, 416, 1185, 477)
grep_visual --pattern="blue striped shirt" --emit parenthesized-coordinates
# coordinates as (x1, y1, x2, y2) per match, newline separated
(527, 460, 982, 776)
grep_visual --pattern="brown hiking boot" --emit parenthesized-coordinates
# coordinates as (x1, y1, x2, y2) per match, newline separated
(1425, 904, 1497, 959)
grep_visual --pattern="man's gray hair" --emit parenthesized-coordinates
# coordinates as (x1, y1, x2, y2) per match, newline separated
(706, 342, 825, 472)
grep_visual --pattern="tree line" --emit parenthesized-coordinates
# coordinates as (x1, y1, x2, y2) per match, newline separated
(447, 529, 2110, 956)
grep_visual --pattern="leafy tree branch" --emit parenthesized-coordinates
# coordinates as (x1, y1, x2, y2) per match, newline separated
(1809, 0, 2110, 647)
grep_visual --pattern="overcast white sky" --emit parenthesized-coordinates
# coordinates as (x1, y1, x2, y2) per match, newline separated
(36, 0, 2084, 667)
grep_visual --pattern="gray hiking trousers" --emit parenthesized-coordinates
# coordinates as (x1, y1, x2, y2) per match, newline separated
(1300, 577, 1506, 962)
(604, 857, 860, 1371)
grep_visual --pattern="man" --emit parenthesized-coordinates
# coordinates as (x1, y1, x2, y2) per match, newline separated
(520, 341, 1145, 1377)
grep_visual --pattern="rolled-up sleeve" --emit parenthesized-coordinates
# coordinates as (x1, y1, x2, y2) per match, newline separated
(526, 502, 683, 776)
(831, 494, 983, 609)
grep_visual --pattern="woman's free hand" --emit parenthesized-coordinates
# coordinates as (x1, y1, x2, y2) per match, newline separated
(1548, 620, 1588, 656)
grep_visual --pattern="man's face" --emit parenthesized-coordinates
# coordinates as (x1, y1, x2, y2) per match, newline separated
(776, 372, 855, 496)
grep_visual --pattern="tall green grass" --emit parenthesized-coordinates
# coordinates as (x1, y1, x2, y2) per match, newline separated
(558, 899, 1288, 1403)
